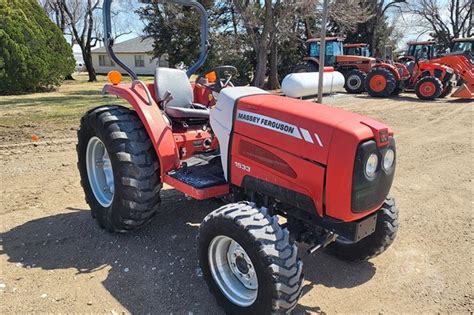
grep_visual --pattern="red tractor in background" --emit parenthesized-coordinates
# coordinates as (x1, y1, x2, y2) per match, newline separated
(365, 56, 456, 100)
(343, 43, 371, 57)
(451, 37, 473, 53)
(77, 1, 401, 313)
(292, 37, 405, 95)
(397, 40, 437, 63)
(369, 39, 473, 100)
(428, 52, 474, 99)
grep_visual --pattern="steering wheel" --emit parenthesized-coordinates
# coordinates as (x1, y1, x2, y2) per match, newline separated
(197, 66, 238, 93)
(397, 56, 415, 65)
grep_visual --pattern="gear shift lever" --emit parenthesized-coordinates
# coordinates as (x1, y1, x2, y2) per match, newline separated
(161, 90, 174, 108)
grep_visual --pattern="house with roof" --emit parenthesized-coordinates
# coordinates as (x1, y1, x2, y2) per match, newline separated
(91, 37, 168, 76)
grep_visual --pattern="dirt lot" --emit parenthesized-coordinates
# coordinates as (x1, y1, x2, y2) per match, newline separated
(0, 78, 472, 314)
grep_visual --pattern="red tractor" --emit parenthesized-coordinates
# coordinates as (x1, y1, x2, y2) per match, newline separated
(368, 39, 473, 100)
(451, 37, 473, 53)
(397, 40, 437, 63)
(343, 43, 371, 57)
(292, 37, 376, 94)
(365, 58, 455, 100)
(77, 1, 400, 313)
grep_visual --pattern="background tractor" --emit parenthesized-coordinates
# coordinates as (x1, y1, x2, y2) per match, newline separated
(292, 37, 376, 94)
(429, 52, 474, 99)
(76, 1, 401, 313)
(343, 43, 371, 57)
(397, 40, 437, 63)
(292, 37, 407, 95)
(451, 37, 473, 53)
(367, 52, 473, 100)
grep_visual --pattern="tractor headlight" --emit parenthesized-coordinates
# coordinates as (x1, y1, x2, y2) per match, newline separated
(383, 149, 395, 172)
(364, 153, 378, 179)
(352, 139, 396, 213)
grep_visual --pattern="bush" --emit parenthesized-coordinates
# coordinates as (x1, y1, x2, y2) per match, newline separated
(0, 0, 75, 94)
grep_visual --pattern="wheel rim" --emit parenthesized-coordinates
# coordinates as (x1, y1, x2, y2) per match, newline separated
(419, 81, 435, 97)
(348, 75, 362, 90)
(370, 74, 387, 92)
(86, 136, 115, 207)
(208, 235, 258, 307)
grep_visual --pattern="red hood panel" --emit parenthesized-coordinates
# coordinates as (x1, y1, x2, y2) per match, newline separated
(234, 95, 387, 164)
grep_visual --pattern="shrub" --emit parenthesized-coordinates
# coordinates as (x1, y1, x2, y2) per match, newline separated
(0, 0, 75, 94)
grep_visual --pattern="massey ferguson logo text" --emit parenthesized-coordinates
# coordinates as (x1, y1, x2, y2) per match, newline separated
(238, 112, 295, 134)
(236, 110, 324, 147)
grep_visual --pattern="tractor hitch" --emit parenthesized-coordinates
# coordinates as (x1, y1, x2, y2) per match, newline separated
(307, 232, 337, 254)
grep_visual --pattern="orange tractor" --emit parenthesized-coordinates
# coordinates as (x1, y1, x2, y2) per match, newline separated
(343, 43, 370, 57)
(429, 52, 474, 98)
(451, 37, 473, 53)
(369, 40, 474, 100)
(397, 40, 437, 63)
(365, 57, 455, 100)
(292, 37, 406, 94)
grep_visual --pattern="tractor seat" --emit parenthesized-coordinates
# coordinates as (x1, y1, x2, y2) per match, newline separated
(155, 68, 209, 120)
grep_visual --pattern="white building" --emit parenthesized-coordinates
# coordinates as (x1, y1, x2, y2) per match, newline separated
(91, 37, 168, 76)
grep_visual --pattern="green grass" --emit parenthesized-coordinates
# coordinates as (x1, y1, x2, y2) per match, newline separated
(0, 74, 153, 128)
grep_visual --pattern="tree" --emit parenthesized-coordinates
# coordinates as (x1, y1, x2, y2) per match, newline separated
(0, 0, 75, 94)
(138, 0, 374, 89)
(233, 0, 371, 88)
(41, 0, 134, 82)
(137, 0, 213, 69)
(342, 0, 406, 56)
(56, 0, 101, 82)
(411, 0, 473, 49)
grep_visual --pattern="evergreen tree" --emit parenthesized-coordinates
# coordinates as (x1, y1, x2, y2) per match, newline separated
(137, 0, 213, 70)
(0, 0, 75, 94)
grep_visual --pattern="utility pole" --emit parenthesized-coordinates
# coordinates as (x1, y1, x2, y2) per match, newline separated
(317, 0, 329, 103)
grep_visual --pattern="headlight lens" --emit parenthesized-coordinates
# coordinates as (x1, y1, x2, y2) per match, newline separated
(365, 153, 378, 179)
(383, 149, 395, 171)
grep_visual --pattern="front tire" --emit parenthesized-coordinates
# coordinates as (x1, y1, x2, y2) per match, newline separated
(198, 202, 303, 314)
(344, 69, 367, 94)
(326, 198, 399, 261)
(366, 68, 397, 97)
(77, 105, 161, 232)
(415, 76, 443, 100)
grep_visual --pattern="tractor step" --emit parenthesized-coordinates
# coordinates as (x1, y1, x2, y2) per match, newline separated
(164, 153, 229, 200)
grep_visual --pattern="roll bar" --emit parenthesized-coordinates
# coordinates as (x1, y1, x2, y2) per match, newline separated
(103, 0, 210, 79)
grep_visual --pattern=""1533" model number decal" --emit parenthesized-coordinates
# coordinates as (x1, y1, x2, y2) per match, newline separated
(234, 161, 251, 172)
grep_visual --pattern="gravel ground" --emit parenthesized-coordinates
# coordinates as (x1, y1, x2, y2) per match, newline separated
(0, 92, 472, 314)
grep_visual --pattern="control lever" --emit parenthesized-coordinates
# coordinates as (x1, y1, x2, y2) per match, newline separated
(161, 90, 174, 108)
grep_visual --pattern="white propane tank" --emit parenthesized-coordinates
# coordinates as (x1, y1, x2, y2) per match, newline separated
(281, 70, 345, 98)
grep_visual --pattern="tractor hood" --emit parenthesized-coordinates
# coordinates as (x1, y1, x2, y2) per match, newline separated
(232, 93, 392, 165)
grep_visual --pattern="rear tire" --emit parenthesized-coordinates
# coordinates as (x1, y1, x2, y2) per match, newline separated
(292, 62, 318, 73)
(198, 202, 304, 314)
(366, 68, 397, 97)
(391, 81, 405, 96)
(77, 105, 161, 232)
(326, 198, 399, 261)
(344, 69, 367, 94)
(415, 76, 443, 100)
